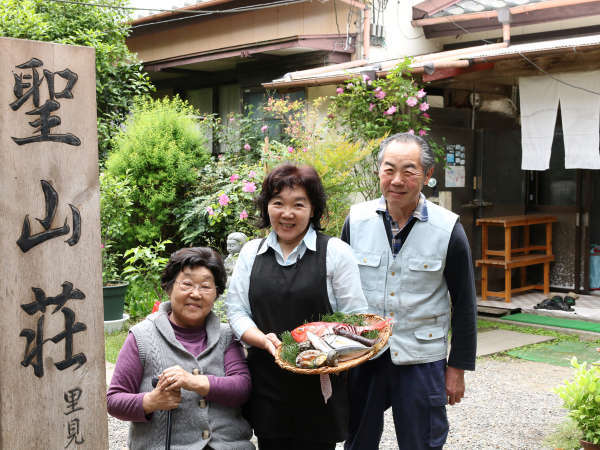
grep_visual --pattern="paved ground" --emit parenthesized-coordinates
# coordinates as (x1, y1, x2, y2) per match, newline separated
(107, 328, 575, 449)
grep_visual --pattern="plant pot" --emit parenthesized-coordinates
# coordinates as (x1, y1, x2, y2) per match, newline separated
(103, 281, 129, 321)
(581, 439, 600, 450)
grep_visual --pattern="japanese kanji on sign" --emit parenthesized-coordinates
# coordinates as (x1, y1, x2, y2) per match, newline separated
(0, 37, 108, 448)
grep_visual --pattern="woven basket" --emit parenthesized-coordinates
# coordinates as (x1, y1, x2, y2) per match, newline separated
(274, 313, 392, 375)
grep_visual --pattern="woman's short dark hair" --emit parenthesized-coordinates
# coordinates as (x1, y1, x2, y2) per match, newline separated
(256, 163, 326, 230)
(161, 247, 226, 296)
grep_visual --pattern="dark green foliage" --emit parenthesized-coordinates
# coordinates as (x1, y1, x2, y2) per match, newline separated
(280, 331, 300, 365)
(105, 96, 212, 251)
(0, 0, 154, 158)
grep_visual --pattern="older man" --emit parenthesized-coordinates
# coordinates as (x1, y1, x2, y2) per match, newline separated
(341, 133, 477, 450)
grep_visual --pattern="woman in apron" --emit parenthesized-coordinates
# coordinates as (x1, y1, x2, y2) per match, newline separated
(226, 163, 368, 450)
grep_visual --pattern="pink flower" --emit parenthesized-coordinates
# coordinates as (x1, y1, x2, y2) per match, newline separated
(287, 146, 294, 153)
(206, 206, 215, 216)
(369, 103, 375, 111)
(242, 181, 256, 193)
(419, 102, 430, 112)
(248, 170, 257, 178)
(384, 105, 397, 115)
(218, 194, 230, 206)
(217, 154, 223, 159)
(406, 97, 418, 107)
(261, 125, 268, 133)
(417, 89, 426, 98)
(375, 87, 382, 92)
(229, 117, 235, 122)
(362, 74, 370, 82)
(101, 244, 105, 249)
(408, 129, 415, 135)
(423, 112, 430, 119)
(239, 210, 248, 220)
(418, 129, 427, 136)
(302, 147, 308, 152)
(347, 83, 354, 88)
(229, 174, 240, 182)
(336, 87, 344, 94)
(244, 143, 251, 151)
(375, 90, 386, 99)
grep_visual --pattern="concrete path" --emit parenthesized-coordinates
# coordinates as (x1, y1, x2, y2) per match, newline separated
(476, 329, 554, 356)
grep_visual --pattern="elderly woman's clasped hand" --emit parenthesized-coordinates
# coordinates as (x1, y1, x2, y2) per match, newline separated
(157, 365, 210, 395)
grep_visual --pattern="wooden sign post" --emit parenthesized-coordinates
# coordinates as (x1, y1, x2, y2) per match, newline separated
(0, 38, 108, 448)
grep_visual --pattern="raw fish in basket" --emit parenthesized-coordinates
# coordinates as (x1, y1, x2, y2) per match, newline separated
(290, 318, 391, 343)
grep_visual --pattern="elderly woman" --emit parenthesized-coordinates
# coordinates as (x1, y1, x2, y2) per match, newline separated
(226, 163, 368, 450)
(107, 247, 254, 450)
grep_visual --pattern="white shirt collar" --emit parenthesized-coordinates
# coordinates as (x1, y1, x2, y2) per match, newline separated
(257, 224, 316, 259)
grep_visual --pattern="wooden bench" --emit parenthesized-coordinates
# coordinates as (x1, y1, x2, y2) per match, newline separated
(475, 215, 557, 302)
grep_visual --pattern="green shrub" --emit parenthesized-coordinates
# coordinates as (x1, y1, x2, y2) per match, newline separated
(100, 171, 134, 283)
(122, 240, 171, 320)
(555, 357, 600, 445)
(105, 96, 211, 251)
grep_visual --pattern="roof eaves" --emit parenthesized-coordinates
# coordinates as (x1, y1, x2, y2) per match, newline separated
(129, 0, 236, 26)
(263, 33, 600, 88)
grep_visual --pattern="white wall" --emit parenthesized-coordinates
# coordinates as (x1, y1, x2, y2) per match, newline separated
(369, 2, 600, 62)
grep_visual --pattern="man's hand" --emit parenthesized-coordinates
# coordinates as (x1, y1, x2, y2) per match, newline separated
(445, 366, 465, 406)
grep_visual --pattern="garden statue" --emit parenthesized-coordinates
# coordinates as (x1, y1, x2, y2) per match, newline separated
(225, 232, 248, 287)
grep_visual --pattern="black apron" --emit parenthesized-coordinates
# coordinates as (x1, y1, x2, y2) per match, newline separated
(245, 233, 349, 442)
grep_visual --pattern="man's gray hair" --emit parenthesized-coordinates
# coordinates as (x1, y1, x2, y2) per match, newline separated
(377, 133, 435, 172)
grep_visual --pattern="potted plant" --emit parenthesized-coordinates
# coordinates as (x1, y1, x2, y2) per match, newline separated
(100, 172, 133, 321)
(554, 357, 600, 449)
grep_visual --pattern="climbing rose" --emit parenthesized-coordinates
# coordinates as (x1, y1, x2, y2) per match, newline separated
(408, 129, 415, 135)
(406, 97, 418, 107)
(384, 105, 397, 115)
(261, 125, 268, 132)
(375, 90, 386, 99)
(206, 206, 215, 216)
(218, 194, 230, 206)
(229, 174, 240, 182)
(248, 170, 257, 178)
(243, 143, 251, 151)
(419, 102, 430, 112)
(423, 112, 430, 119)
(336, 87, 344, 94)
(287, 146, 294, 153)
(369, 103, 375, 111)
(239, 210, 248, 220)
(419, 129, 427, 136)
(347, 83, 354, 88)
(417, 89, 426, 98)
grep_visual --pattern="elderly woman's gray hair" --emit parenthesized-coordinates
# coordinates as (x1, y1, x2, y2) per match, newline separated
(377, 133, 435, 172)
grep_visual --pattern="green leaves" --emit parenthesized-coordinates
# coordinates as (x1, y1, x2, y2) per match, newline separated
(122, 239, 171, 319)
(555, 358, 600, 444)
(105, 96, 211, 252)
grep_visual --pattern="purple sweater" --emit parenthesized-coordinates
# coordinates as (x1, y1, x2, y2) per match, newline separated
(107, 318, 251, 422)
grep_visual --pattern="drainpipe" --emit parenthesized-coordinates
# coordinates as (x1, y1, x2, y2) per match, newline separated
(335, 0, 370, 60)
(498, 7, 512, 45)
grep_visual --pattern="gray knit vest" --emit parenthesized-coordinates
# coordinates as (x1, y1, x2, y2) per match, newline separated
(128, 303, 254, 450)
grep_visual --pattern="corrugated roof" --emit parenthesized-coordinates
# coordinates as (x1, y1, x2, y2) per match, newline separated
(431, 0, 546, 17)
(265, 33, 600, 87)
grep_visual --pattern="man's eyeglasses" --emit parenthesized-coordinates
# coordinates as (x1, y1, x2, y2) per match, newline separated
(175, 280, 215, 294)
